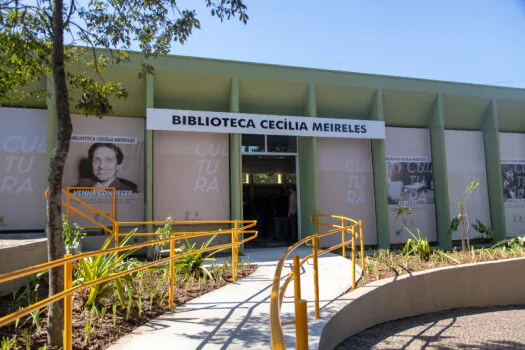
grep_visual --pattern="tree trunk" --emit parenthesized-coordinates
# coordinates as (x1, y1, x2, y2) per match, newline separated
(47, 0, 72, 348)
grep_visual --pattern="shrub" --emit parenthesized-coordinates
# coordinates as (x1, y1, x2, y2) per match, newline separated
(74, 229, 141, 308)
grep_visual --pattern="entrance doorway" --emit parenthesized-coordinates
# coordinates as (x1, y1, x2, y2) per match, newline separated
(242, 154, 298, 247)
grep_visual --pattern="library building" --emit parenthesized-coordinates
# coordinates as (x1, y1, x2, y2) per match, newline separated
(1, 53, 525, 248)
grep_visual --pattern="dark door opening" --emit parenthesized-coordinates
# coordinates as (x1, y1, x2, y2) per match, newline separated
(242, 155, 297, 247)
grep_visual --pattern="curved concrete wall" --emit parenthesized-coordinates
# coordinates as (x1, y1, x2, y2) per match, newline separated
(319, 257, 525, 350)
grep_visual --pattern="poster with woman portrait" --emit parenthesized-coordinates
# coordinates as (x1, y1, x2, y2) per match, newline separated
(63, 115, 145, 226)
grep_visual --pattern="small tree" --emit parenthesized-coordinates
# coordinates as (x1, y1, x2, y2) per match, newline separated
(0, 1, 248, 347)
(451, 179, 480, 250)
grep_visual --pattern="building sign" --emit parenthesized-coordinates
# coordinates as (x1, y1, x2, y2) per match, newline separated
(0, 107, 47, 231)
(146, 108, 385, 139)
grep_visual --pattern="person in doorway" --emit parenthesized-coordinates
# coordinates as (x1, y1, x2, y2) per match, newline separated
(77, 143, 138, 192)
(272, 187, 289, 240)
(287, 184, 298, 242)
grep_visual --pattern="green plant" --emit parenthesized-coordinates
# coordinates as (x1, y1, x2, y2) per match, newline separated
(453, 179, 481, 250)
(174, 234, 225, 281)
(83, 322, 91, 346)
(74, 228, 141, 308)
(507, 235, 525, 250)
(22, 328, 32, 350)
(1, 336, 17, 350)
(29, 308, 44, 333)
(401, 227, 431, 260)
(62, 215, 87, 254)
(112, 304, 117, 326)
(137, 295, 143, 318)
(401, 226, 459, 264)
(99, 305, 108, 324)
(393, 205, 412, 237)
(153, 216, 173, 261)
(472, 219, 495, 243)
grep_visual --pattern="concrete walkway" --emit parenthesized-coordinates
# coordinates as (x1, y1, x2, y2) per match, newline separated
(109, 246, 361, 350)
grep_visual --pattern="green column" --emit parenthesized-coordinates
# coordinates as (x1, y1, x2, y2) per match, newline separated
(482, 100, 506, 241)
(429, 94, 451, 249)
(229, 78, 244, 252)
(298, 83, 319, 237)
(370, 89, 389, 249)
(145, 74, 154, 223)
(229, 78, 243, 221)
(46, 74, 57, 170)
(145, 74, 155, 258)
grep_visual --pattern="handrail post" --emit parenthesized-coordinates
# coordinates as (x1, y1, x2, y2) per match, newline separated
(293, 255, 301, 301)
(359, 220, 365, 270)
(232, 220, 238, 282)
(169, 237, 175, 309)
(351, 226, 356, 289)
(294, 299, 308, 350)
(312, 237, 320, 319)
(341, 218, 346, 258)
(63, 254, 73, 350)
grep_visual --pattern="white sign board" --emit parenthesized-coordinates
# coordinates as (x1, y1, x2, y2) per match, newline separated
(147, 108, 385, 139)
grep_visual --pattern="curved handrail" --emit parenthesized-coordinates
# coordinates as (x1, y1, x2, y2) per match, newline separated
(270, 214, 365, 350)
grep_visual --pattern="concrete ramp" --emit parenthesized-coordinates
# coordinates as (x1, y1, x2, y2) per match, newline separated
(109, 246, 361, 350)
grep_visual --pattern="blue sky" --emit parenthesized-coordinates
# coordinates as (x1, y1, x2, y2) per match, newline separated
(172, 0, 525, 88)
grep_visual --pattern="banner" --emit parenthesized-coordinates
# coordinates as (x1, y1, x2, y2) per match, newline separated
(0, 108, 47, 231)
(154, 131, 229, 221)
(385, 127, 437, 243)
(500, 132, 525, 236)
(63, 115, 145, 225)
(317, 138, 377, 245)
(445, 130, 490, 240)
(147, 108, 385, 139)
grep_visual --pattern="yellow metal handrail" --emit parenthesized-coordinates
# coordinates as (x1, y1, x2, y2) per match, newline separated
(270, 214, 365, 350)
(0, 218, 257, 350)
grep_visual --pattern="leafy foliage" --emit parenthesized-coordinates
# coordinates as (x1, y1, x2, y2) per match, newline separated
(175, 234, 224, 281)
(472, 219, 495, 243)
(153, 215, 173, 261)
(401, 226, 459, 263)
(74, 229, 140, 308)
(62, 215, 86, 254)
(393, 205, 412, 237)
(401, 226, 432, 260)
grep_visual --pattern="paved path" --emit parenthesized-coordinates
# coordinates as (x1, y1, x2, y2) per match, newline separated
(0, 233, 46, 249)
(109, 246, 361, 350)
(336, 305, 525, 350)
